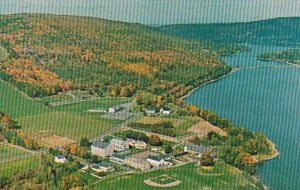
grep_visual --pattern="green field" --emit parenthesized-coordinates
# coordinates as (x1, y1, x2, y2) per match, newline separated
(95, 162, 259, 190)
(0, 80, 123, 140)
(0, 80, 49, 118)
(132, 116, 199, 137)
(0, 144, 28, 160)
(74, 171, 99, 185)
(54, 97, 131, 115)
(17, 111, 122, 140)
(0, 156, 40, 177)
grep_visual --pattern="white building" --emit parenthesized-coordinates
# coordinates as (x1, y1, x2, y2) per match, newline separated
(160, 107, 171, 115)
(125, 138, 136, 147)
(108, 106, 122, 113)
(54, 155, 68, 164)
(145, 107, 158, 116)
(91, 141, 113, 157)
(147, 156, 172, 167)
(91, 162, 114, 173)
(135, 140, 147, 149)
(110, 139, 129, 152)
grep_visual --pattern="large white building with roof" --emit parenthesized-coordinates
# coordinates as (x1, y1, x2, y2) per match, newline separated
(91, 141, 114, 157)
(110, 139, 129, 152)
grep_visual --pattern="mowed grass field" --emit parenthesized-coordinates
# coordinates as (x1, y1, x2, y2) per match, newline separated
(135, 116, 199, 136)
(95, 161, 259, 190)
(0, 80, 123, 140)
(54, 97, 132, 115)
(0, 156, 40, 177)
(0, 143, 28, 161)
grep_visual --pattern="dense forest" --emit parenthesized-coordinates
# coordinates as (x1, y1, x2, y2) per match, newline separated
(159, 17, 300, 47)
(258, 49, 300, 65)
(0, 14, 243, 99)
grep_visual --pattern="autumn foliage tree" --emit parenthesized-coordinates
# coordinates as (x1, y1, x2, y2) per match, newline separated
(70, 144, 77, 155)
(188, 105, 199, 115)
(200, 152, 214, 166)
(149, 135, 163, 146)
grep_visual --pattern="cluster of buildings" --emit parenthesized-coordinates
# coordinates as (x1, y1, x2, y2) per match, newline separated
(91, 138, 147, 158)
(54, 135, 215, 174)
(90, 138, 172, 171)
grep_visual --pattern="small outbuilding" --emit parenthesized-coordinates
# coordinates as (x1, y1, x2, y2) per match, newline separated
(54, 155, 69, 164)
(160, 107, 171, 115)
(108, 106, 122, 113)
(145, 107, 158, 116)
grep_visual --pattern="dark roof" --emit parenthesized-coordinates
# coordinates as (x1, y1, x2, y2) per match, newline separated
(93, 162, 110, 168)
(147, 155, 164, 161)
(146, 106, 158, 112)
(56, 155, 66, 159)
(92, 141, 109, 149)
(111, 154, 126, 160)
(187, 144, 213, 153)
(161, 107, 171, 111)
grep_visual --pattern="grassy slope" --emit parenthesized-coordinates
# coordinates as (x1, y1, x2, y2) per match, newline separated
(0, 80, 122, 140)
(0, 156, 40, 177)
(0, 143, 28, 160)
(159, 17, 300, 47)
(95, 161, 259, 190)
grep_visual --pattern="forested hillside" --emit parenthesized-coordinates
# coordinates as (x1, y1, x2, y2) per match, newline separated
(0, 14, 236, 99)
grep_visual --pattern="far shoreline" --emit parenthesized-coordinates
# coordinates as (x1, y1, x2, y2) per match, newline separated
(257, 58, 300, 67)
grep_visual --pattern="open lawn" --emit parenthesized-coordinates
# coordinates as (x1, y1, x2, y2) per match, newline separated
(138, 116, 199, 129)
(54, 97, 131, 115)
(0, 156, 40, 177)
(134, 116, 199, 137)
(0, 80, 49, 118)
(74, 171, 99, 185)
(17, 111, 123, 140)
(0, 80, 123, 140)
(188, 119, 227, 137)
(0, 143, 28, 160)
(95, 161, 259, 190)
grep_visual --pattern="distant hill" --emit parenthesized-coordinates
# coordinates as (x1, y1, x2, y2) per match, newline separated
(159, 17, 300, 47)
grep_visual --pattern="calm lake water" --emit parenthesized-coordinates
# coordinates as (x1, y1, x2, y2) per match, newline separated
(1, 1, 299, 189)
(187, 44, 300, 190)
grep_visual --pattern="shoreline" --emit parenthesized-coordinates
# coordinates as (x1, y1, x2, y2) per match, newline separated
(255, 139, 280, 163)
(181, 64, 280, 190)
(180, 68, 239, 100)
(258, 58, 300, 67)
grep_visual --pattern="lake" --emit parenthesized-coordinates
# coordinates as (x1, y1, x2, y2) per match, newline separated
(1, 1, 299, 189)
(187, 44, 300, 190)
